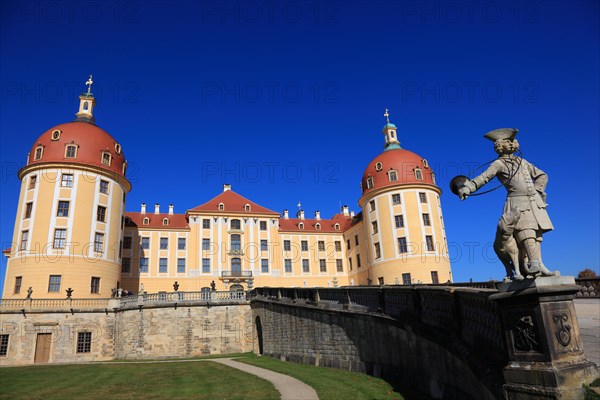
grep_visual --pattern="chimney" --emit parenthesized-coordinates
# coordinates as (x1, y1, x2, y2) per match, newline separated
(223, 184, 231, 192)
(297, 210, 305, 220)
(141, 203, 146, 214)
(154, 203, 160, 214)
(314, 211, 321, 220)
(283, 209, 289, 219)
(350, 211, 355, 218)
(341, 205, 349, 216)
(168, 204, 174, 215)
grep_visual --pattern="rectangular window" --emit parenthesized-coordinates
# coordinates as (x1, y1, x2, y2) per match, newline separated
(139, 257, 149, 273)
(90, 277, 100, 294)
(202, 219, 210, 229)
(302, 259, 309, 273)
(57, 200, 70, 217)
(346, 239, 351, 250)
(94, 232, 104, 252)
(14, 277, 22, 294)
(354, 235, 359, 246)
(419, 192, 427, 203)
(123, 236, 132, 249)
(160, 237, 168, 250)
(319, 259, 326, 272)
(426, 235, 435, 251)
(261, 259, 269, 273)
(24, 202, 33, 219)
(177, 258, 186, 273)
(431, 271, 439, 284)
(348, 257, 353, 271)
(77, 332, 92, 353)
(336, 259, 343, 272)
(99, 180, 109, 194)
(395, 215, 404, 228)
(356, 254, 361, 268)
(0, 334, 8, 356)
(48, 275, 61, 292)
(178, 238, 186, 250)
(202, 258, 210, 273)
(334, 241, 342, 252)
(402, 273, 412, 285)
(301, 240, 308, 251)
(97, 206, 106, 222)
(61, 174, 73, 188)
(159, 258, 168, 273)
(29, 175, 37, 189)
(392, 193, 401, 205)
(372, 221, 378, 234)
(369, 200, 376, 212)
(121, 257, 131, 273)
(230, 219, 241, 230)
(283, 240, 291, 251)
(388, 170, 398, 182)
(202, 239, 210, 250)
(65, 145, 77, 158)
(398, 237, 408, 253)
(260, 221, 267, 231)
(20, 230, 29, 251)
(260, 240, 268, 251)
(141, 237, 150, 250)
(318, 241, 325, 251)
(284, 259, 292, 273)
(102, 152, 111, 166)
(422, 213, 431, 226)
(53, 229, 66, 249)
(374, 243, 381, 259)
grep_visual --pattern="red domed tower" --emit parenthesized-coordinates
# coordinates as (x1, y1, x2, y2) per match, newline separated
(3, 76, 131, 298)
(353, 110, 451, 285)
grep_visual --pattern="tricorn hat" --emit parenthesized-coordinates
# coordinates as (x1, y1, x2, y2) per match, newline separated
(484, 128, 518, 141)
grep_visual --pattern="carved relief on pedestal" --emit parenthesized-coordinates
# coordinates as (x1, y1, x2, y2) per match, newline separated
(512, 315, 542, 353)
(553, 313, 572, 347)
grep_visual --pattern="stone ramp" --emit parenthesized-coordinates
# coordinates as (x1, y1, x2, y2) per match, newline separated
(575, 299, 600, 366)
(210, 358, 319, 400)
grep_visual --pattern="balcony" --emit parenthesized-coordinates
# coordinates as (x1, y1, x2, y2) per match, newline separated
(227, 249, 244, 256)
(221, 270, 252, 279)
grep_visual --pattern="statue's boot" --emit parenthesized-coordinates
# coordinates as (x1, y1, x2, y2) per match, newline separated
(539, 263, 559, 277)
(526, 260, 542, 277)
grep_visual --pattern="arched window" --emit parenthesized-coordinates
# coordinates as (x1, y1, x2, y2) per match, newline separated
(245, 204, 251, 211)
(143, 217, 149, 225)
(231, 257, 241, 276)
(231, 219, 241, 230)
(334, 223, 340, 230)
(422, 159, 429, 168)
(415, 168, 423, 180)
(83, 102, 89, 111)
(230, 234, 241, 251)
(298, 222, 304, 230)
(162, 218, 169, 226)
(218, 203, 224, 211)
(315, 223, 321, 230)
(230, 284, 244, 291)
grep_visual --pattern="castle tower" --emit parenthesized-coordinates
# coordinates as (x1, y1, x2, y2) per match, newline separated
(354, 110, 451, 285)
(2, 76, 131, 298)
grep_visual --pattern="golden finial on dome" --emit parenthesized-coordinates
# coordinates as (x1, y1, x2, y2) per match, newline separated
(384, 108, 390, 123)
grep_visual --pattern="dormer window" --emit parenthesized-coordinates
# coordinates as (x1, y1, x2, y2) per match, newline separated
(162, 218, 169, 226)
(388, 170, 398, 182)
(431, 172, 436, 184)
(415, 168, 423, 180)
(218, 203, 224, 211)
(334, 223, 340, 230)
(122, 162, 128, 175)
(101, 152, 112, 166)
(51, 130, 62, 141)
(65, 145, 78, 158)
(114, 143, 122, 154)
(143, 217, 149, 225)
(422, 159, 429, 168)
(375, 162, 383, 171)
(299, 222, 304, 230)
(245, 204, 251, 211)
(315, 223, 321, 230)
(366, 177, 374, 189)
(34, 146, 44, 160)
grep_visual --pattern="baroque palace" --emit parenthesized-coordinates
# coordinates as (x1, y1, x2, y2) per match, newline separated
(2, 80, 452, 299)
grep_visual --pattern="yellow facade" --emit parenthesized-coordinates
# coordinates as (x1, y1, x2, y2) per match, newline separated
(2, 86, 452, 298)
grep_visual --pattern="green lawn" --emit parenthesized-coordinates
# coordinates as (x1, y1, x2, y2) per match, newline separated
(0, 353, 408, 400)
(239, 354, 405, 400)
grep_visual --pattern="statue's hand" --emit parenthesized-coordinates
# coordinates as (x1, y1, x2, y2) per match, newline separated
(458, 186, 471, 200)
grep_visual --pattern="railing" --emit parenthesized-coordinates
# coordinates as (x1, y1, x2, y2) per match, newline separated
(221, 270, 253, 278)
(119, 290, 248, 307)
(575, 277, 599, 297)
(0, 298, 111, 311)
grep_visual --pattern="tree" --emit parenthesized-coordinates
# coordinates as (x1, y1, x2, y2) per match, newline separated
(578, 268, 598, 279)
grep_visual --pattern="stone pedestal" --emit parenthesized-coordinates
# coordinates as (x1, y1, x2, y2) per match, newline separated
(491, 276, 599, 399)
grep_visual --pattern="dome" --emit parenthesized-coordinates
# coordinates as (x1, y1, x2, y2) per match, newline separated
(361, 148, 436, 194)
(24, 121, 127, 177)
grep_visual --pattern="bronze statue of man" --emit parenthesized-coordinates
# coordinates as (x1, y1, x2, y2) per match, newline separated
(453, 128, 558, 280)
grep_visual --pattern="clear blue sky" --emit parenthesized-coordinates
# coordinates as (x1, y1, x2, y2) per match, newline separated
(1, 0, 598, 289)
